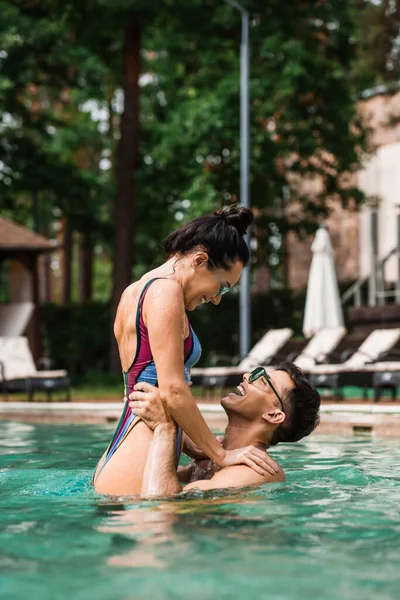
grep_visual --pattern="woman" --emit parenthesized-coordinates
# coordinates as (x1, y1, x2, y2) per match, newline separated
(93, 206, 277, 495)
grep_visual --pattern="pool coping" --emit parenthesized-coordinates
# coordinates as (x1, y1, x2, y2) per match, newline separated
(198, 404, 400, 438)
(1, 401, 400, 437)
(1, 401, 400, 415)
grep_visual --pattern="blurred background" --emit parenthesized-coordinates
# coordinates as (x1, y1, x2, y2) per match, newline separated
(0, 0, 399, 391)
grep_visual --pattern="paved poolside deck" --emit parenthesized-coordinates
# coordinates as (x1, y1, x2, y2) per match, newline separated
(1, 401, 400, 437)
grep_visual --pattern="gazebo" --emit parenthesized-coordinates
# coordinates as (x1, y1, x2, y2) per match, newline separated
(0, 217, 58, 360)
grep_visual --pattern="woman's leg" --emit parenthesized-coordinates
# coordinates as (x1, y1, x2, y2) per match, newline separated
(94, 421, 154, 495)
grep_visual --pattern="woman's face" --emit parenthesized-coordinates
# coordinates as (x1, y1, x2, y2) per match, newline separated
(185, 252, 244, 311)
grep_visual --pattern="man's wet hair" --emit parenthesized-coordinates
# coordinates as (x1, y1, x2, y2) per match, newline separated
(269, 362, 320, 445)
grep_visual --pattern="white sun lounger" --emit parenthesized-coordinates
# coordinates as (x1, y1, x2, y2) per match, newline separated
(0, 336, 70, 401)
(309, 328, 400, 375)
(191, 328, 293, 380)
(293, 326, 347, 371)
(309, 328, 400, 400)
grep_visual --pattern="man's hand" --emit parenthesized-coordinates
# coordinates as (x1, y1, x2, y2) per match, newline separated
(129, 382, 171, 431)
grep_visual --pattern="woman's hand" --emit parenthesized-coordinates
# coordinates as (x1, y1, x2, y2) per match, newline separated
(128, 382, 172, 431)
(222, 446, 279, 477)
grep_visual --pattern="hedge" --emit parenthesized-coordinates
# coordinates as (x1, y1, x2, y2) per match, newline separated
(41, 290, 307, 381)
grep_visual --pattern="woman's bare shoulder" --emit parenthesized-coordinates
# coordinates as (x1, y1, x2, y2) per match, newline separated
(142, 278, 185, 320)
(122, 277, 182, 298)
(119, 281, 140, 304)
(145, 277, 183, 297)
(118, 278, 184, 322)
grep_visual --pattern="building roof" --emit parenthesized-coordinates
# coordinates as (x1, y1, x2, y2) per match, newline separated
(0, 217, 59, 253)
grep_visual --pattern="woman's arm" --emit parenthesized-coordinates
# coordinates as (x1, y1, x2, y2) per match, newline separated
(132, 386, 284, 497)
(142, 280, 278, 476)
(183, 435, 225, 460)
(183, 435, 209, 460)
(144, 279, 226, 466)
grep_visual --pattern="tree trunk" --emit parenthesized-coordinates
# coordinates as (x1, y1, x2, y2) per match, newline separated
(280, 188, 289, 290)
(39, 254, 52, 303)
(281, 232, 289, 290)
(22, 254, 42, 362)
(109, 17, 141, 373)
(62, 217, 72, 305)
(78, 231, 93, 302)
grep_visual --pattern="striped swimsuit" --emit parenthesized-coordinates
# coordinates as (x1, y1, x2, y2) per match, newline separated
(93, 278, 202, 483)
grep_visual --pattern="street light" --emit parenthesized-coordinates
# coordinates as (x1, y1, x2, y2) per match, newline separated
(223, 0, 251, 358)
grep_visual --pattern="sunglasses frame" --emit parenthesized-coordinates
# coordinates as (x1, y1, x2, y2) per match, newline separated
(248, 367, 285, 413)
(208, 257, 232, 296)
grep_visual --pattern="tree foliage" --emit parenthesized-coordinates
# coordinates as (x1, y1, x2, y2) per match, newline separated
(352, 0, 400, 91)
(1, 0, 395, 365)
(0, 1, 112, 237)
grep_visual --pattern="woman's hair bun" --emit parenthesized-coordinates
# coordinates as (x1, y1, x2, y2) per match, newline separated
(163, 204, 253, 267)
(214, 206, 253, 237)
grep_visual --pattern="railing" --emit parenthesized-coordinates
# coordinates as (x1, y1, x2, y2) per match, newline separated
(341, 275, 369, 307)
(376, 248, 400, 305)
(341, 246, 400, 307)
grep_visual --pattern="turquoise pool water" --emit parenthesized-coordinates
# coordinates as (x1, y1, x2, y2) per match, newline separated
(1, 421, 399, 600)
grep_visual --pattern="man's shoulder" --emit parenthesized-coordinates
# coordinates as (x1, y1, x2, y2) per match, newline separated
(183, 462, 285, 492)
(216, 463, 286, 487)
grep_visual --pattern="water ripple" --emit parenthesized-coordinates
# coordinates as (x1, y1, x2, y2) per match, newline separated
(0, 422, 399, 600)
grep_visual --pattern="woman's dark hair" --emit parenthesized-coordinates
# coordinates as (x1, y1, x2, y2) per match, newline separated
(163, 206, 254, 270)
(269, 362, 321, 445)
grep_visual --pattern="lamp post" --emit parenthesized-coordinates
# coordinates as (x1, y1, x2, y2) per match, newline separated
(223, 0, 251, 358)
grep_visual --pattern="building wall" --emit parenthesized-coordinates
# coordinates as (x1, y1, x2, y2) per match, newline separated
(286, 89, 400, 291)
(287, 202, 359, 291)
(357, 91, 400, 282)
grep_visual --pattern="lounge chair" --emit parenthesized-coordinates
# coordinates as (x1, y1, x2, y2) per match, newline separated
(309, 328, 400, 400)
(190, 328, 293, 390)
(0, 336, 71, 401)
(0, 302, 34, 336)
(371, 365, 400, 401)
(293, 326, 347, 371)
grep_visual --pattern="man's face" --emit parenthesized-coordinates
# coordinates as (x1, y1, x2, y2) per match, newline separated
(221, 369, 295, 421)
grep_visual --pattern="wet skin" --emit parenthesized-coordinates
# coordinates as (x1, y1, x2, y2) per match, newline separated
(181, 370, 294, 491)
(127, 370, 294, 496)
(94, 251, 262, 496)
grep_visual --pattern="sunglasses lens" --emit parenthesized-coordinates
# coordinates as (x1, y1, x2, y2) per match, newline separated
(249, 367, 264, 382)
(220, 287, 231, 296)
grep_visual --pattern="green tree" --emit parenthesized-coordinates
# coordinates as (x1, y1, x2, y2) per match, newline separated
(140, 0, 369, 286)
(1, 0, 374, 371)
(352, 0, 400, 90)
(0, 1, 113, 303)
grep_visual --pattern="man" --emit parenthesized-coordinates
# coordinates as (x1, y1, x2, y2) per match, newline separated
(128, 362, 321, 497)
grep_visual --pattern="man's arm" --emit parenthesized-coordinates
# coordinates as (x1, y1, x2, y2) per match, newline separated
(183, 464, 285, 492)
(143, 281, 278, 476)
(130, 382, 283, 497)
(141, 426, 285, 496)
(141, 423, 182, 498)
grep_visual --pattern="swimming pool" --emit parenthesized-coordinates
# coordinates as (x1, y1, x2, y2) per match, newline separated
(1, 421, 399, 600)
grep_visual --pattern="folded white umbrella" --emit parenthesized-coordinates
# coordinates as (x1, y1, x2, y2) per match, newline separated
(303, 225, 344, 339)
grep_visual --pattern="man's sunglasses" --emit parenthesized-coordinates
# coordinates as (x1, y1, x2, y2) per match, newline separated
(248, 367, 285, 413)
(208, 257, 231, 296)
